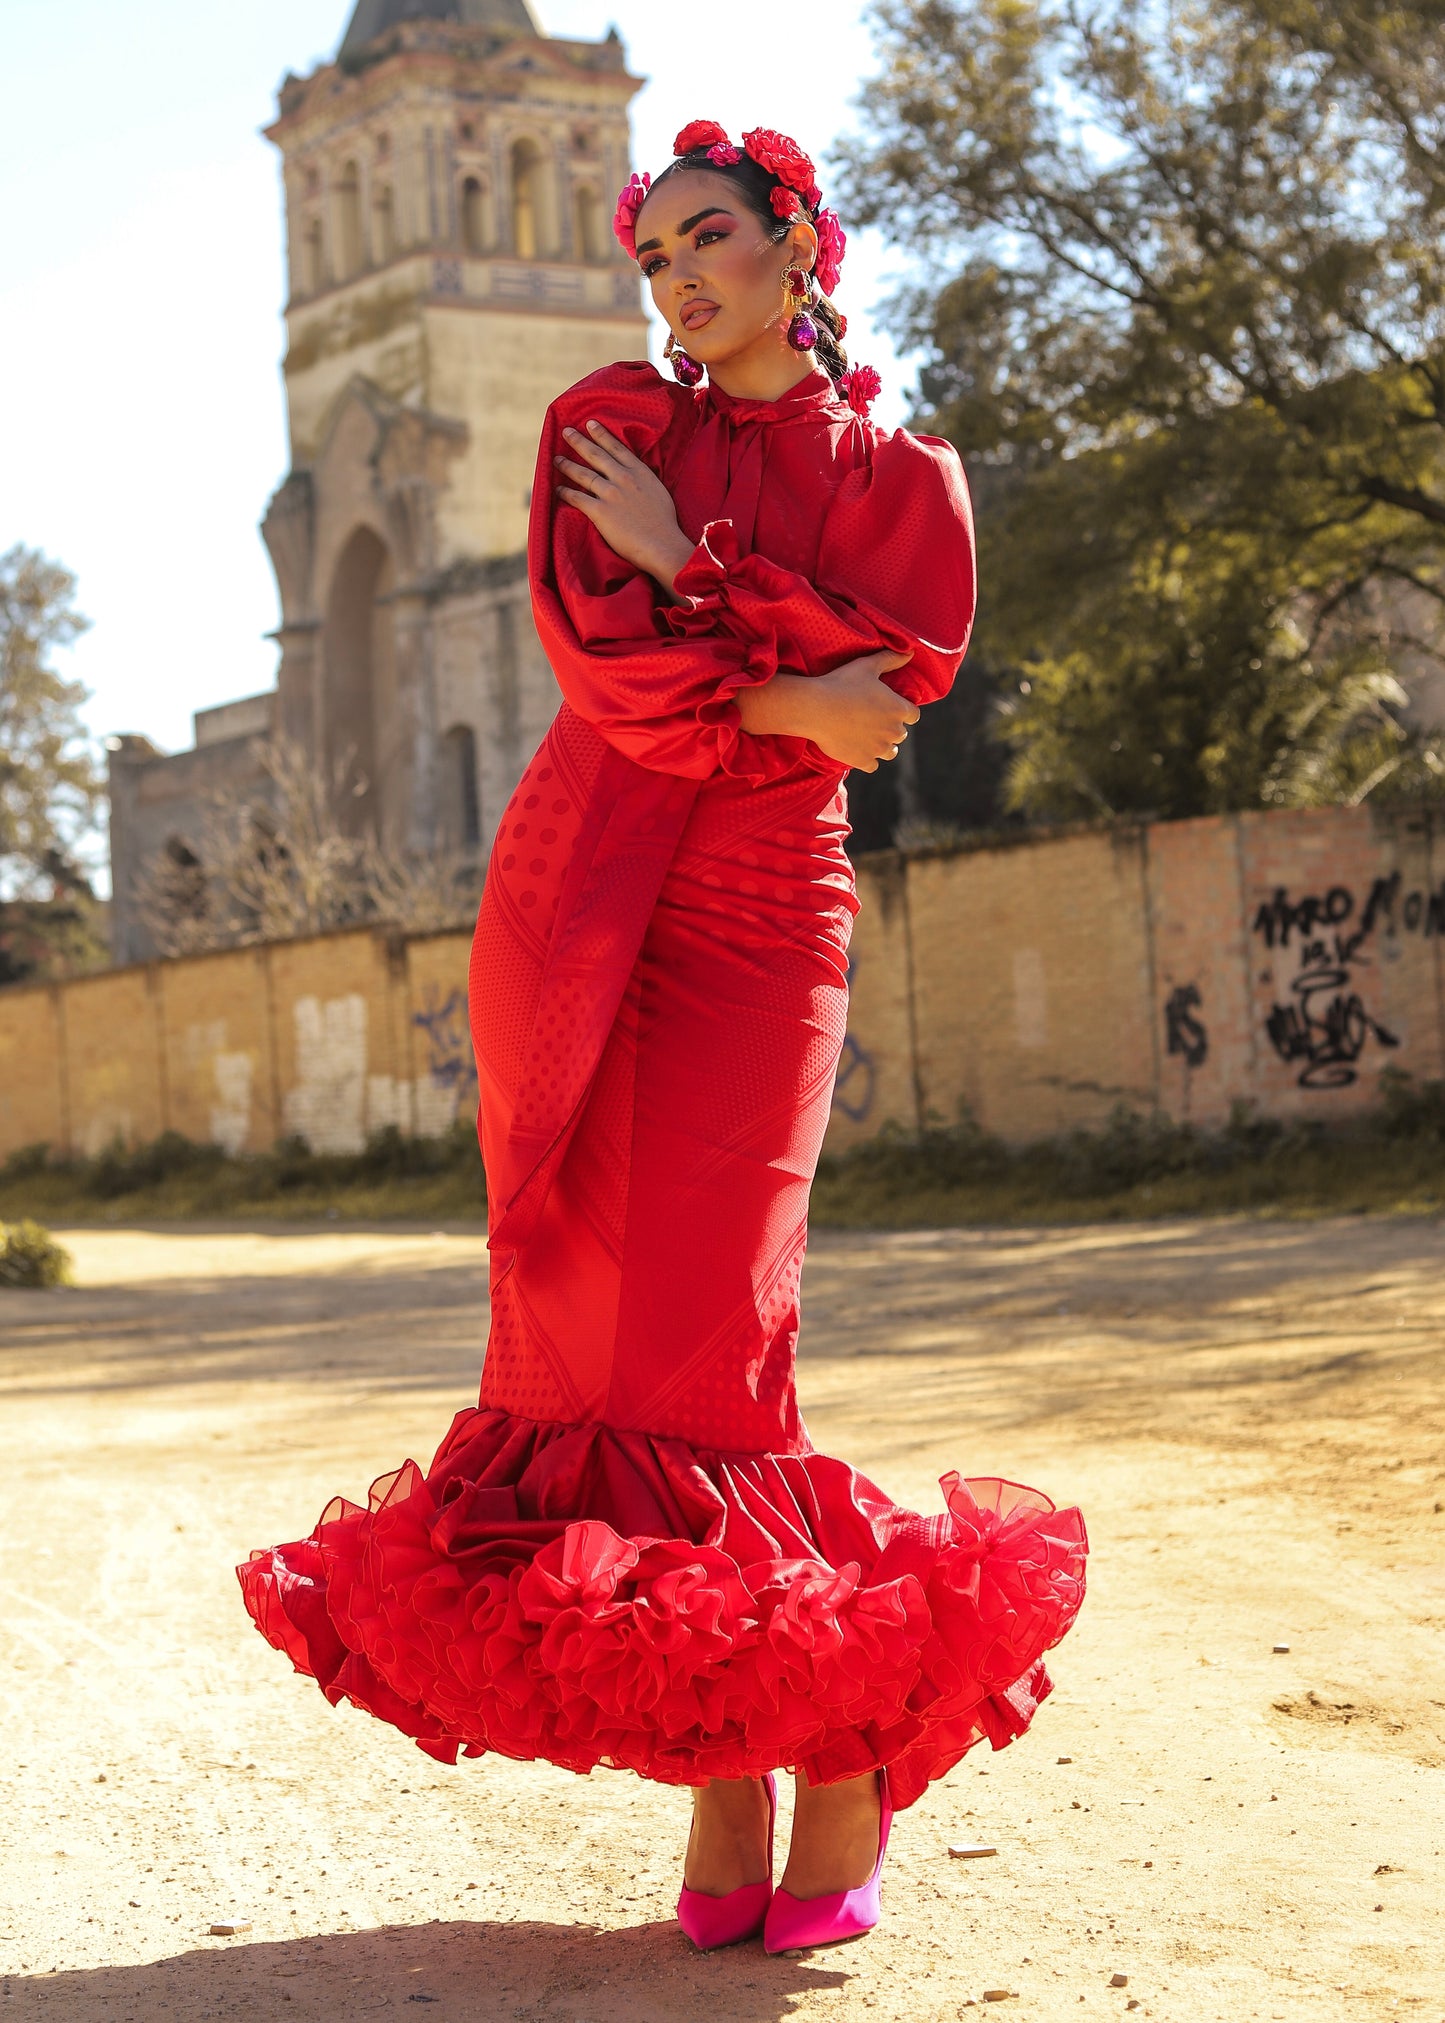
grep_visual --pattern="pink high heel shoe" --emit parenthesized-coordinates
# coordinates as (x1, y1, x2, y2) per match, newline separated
(676, 1772, 778, 1951)
(763, 1767, 892, 1954)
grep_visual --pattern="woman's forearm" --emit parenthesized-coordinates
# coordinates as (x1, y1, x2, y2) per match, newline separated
(734, 672, 823, 740)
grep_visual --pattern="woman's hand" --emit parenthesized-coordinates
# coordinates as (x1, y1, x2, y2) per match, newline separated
(736, 650, 920, 771)
(555, 421, 695, 592)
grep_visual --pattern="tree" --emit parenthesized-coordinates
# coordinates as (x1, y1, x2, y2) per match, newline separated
(0, 545, 102, 891)
(0, 546, 108, 982)
(840, 0, 1445, 820)
(132, 736, 482, 957)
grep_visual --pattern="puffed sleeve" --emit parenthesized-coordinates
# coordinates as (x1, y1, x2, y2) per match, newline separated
(665, 426, 976, 710)
(528, 363, 828, 784)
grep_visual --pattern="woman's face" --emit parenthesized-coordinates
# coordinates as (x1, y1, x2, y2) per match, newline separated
(631, 169, 817, 375)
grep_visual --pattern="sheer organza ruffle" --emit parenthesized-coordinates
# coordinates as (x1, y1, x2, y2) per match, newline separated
(238, 1407, 1087, 1810)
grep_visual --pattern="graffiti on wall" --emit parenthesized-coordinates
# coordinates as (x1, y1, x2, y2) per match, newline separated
(1249, 879, 1432, 1088)
(832, 954, 877, 1124)
(1164, 983, 1209, 1070)
(412, 985, 479, 1131)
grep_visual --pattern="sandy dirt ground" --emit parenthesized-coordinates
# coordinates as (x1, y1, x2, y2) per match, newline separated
(0, 1217, 1441, 2023)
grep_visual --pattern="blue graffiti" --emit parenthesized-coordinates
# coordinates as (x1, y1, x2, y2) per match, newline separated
(412, 986, 478, 1110)
(831, 953, 877, 1123)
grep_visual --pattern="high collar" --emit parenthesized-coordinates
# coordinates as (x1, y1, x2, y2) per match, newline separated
(702, 366, 842, 425)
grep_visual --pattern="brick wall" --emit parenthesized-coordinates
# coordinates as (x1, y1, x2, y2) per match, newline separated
(1, 803, 1440, 1165)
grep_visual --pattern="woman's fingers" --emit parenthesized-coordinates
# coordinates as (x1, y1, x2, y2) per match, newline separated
(561, 425, 623, 476)
(584, 419, 641, 468)
(554, 455, 603, 490)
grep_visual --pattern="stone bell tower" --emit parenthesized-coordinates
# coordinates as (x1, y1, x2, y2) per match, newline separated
(261, 0, 647, 851)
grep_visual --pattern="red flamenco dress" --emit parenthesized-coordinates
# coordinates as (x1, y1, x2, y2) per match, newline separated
(238, 363, 1087, 1808)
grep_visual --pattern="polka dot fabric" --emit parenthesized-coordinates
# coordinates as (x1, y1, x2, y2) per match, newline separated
(239, 360, 1088, 1805)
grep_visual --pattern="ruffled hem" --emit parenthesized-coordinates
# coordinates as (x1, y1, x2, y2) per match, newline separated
(237, 1407, 1087, 1810)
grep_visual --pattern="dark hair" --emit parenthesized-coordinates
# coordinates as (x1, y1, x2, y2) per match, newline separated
(651, 150, 850, 384)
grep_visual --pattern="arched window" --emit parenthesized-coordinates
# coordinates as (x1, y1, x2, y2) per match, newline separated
(510, 139, 542, 259)
(573, 184, 603, 262)
(461, 175, 486, 257)
(441, 725, 481, 851)
(302, 217, 324, 295)
(324, 527, 394, 835)
(335, 161, 363, 279)
(373, 183, 394, 264)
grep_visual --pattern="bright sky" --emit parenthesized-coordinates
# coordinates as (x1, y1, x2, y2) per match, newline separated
(0, 0, 914, 768)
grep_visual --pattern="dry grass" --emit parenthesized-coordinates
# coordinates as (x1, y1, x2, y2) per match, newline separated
(3, 1077, 1443, 1229)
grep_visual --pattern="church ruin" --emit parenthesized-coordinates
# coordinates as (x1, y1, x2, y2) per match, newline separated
(107, 0, 646, 963)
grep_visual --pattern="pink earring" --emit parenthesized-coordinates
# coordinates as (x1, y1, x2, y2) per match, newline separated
(665, 331, 704, 387)
(785, 268, 819, 352)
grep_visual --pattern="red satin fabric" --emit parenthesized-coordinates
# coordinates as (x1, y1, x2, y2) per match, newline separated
(239, 363, 1088, 1805)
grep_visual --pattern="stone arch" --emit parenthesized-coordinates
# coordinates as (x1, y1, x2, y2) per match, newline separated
(323, 526, 394, 834)
(510, 137, 546, 258)
(573, 182, 603, 262)
(460, 174, 487, 256)
(440, 723, 481, 851)
(335, 160, 363, 279)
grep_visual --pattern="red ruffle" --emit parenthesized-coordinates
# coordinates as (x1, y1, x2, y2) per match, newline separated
(237, 1409, 1087, 1810)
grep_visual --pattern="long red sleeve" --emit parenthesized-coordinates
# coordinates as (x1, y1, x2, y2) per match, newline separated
(527, 364, 977, 782)
(528, 369, 812, 783)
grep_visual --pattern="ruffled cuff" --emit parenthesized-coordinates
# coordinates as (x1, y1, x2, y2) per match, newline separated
(668, 522, 835, 784)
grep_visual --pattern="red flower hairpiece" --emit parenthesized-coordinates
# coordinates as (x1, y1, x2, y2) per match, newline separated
(613, 120, 850, 297)
(674, 119, 729, 156)
(839, 364, 882, 420)
(741, 126, 817, 195)
(611, 172, 651, 260)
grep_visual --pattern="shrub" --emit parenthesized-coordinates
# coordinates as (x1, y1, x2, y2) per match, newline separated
(0, 1219, 73, 1288)
(0, 1142, 52, 1183)
(86, 1130, 226, 1199)
(1379, 1067, 1445, 1142)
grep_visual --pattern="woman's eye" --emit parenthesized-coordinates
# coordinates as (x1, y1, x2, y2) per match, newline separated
(695, 229, 726, 248)
(640, 257, 665, 278)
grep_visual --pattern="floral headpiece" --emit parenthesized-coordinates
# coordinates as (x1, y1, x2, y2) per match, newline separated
(613, 119, 878, 416)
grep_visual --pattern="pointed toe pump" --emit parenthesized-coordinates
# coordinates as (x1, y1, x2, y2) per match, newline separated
(676, 1772, 778, 1952)
(763, 1767, 893, 1955)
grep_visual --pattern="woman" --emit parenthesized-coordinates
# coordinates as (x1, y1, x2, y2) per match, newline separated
(239, 120, 1087, 1955)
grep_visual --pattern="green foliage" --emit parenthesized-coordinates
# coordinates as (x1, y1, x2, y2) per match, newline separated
(842, 0, 1445, 821)
(0, 1218, 72, 1288)
(0, 1106, 1438, 1227)
(1378, 1066, 1445, 1141)
(0, 1122, 485, 1221)
(812, 1096, 1445, 1223)
(0, 888, 110, 985)
(0, 545, 101, 898)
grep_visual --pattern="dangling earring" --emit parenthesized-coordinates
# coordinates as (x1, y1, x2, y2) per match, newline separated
(784, 267, 819, 352)
(665, 330, 704, 387)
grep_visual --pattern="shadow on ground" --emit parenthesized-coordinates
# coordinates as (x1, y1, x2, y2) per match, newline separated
(10, 1916, 853, 2022)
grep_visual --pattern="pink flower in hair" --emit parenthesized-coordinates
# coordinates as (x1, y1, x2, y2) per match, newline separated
(612, 172, 651, 260)
(675, 119, 730, 156)
(841, 364, 882, 419)
(814, 208, 847, 296)
(707, 142, 742, 166)
(771, 186, 803, 221)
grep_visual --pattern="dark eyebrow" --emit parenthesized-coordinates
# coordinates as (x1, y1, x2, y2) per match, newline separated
(635, 206, 733, 256)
